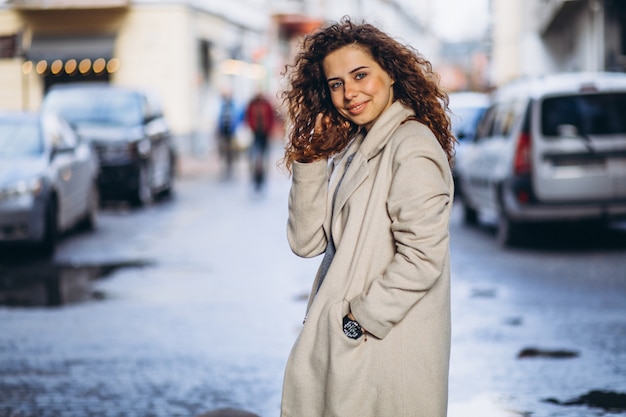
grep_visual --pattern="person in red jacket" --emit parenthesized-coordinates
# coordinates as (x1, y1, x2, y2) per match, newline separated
(245, 92, 276, 190)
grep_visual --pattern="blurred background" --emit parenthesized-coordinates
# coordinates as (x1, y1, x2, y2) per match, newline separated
(1, 1, 626, 417)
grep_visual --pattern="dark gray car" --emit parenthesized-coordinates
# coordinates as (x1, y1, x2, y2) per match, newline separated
(42, 83, 176, 207)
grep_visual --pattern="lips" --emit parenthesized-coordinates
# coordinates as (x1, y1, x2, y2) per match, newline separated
(346, 101, 368, 115)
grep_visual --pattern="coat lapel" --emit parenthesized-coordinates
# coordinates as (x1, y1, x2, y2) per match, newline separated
(331, 102, 414, 230)
(332, 152, 368, 221)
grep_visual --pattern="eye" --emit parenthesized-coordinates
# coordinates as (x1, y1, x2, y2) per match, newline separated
(355, 72, 366, 80)
(329, 81, 343, 90)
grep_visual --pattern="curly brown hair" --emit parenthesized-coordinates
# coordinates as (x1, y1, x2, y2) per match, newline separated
(281, 17, 454, 171)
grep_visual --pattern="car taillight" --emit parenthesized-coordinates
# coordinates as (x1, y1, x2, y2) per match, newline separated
(514, 131, 531, 175)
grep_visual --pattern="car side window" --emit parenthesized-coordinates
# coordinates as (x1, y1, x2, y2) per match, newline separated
(43, 115, 75, 150)
(492, 103, 509, 137)
(58, 120, 78, 148)
(493, 100, 523, 138)
(475, 105, 497, 141)
(140, 95, 152, 121)
(142, 93, 163, 121)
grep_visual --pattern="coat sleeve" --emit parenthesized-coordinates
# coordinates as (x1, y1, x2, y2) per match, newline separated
(287, 159, 330, 258)
(350, 127, 453, 339)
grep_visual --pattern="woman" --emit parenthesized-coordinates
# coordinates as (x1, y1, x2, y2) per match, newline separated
(280, 17, 455, 417)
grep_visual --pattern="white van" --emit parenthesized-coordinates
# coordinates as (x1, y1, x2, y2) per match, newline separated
(455, 72, 626, 246)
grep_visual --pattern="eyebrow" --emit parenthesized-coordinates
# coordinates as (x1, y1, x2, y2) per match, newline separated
(326, 65, 369, 83)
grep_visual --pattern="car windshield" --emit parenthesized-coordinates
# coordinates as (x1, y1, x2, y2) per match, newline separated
(45, 90, 143, 127)
(541, 92, 626, 136)
(0, 120, 43, 158)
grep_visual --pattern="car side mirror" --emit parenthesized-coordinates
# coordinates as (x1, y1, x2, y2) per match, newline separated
(50, 144, 74, 160)
(144, 112, 159, 123)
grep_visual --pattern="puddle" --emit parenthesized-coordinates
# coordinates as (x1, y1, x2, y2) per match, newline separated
(470, 287, 497, 298)
(517, 347, 579, 359)
(503, 316, 523, 326)
(0, 259, 151, 307)
(544, 390, 626, 412)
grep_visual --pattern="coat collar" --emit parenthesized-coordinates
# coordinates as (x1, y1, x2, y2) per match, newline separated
(356, 101, 415, 161)
(330, 101, 414, 234)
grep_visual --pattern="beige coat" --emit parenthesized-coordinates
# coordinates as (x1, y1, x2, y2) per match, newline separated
(281, 102, 453, 417)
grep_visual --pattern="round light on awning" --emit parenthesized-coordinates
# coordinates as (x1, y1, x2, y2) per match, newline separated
(106, 58, 120, 73)
(93, 58, 106, 73)
(36, 60, 48, 75)
(22, 61, 33, 75)
(79, 59, 91, 74)
(50, 59, 63, 75)
(64, 59, 77, 74)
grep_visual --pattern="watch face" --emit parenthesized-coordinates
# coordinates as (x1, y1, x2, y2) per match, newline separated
(343, 315, 363, 339)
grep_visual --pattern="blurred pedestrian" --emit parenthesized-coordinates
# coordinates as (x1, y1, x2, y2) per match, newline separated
(279, 17, 455, 417)
(217, 91, 239, 179)
(245, 92, 276, 191)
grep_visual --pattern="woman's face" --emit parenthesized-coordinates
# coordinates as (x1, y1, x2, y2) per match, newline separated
(323, 44, 395, 131)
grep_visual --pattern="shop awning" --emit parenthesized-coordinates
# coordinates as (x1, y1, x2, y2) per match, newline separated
(26, 34, 115, 62)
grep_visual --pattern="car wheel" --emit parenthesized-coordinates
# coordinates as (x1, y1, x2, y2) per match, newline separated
(131, 164, 153, 207)
(79, 182, 99, 231)
(462, 203, 478, 225)
(40, 196, 58, 257)
(159, 153, 176, 198)
(496, 211, 524, 248)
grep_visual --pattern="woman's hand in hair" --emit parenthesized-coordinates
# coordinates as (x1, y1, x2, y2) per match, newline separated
(296, 113, 350, 163)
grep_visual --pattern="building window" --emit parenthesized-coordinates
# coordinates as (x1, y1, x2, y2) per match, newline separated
(199, 39, 213, 80)
(0, 34, 21, 59)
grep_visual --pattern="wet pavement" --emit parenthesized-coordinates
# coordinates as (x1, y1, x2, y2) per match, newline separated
(1, 145, 625, 417)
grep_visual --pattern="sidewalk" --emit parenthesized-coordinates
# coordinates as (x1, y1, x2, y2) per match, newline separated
(176, 143, 288, 183)
(177, 149, 221, 179)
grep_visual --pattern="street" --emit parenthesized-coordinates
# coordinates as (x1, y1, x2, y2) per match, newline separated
(1, 145, 626, 417)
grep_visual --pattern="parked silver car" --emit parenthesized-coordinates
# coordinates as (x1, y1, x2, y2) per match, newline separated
(42, 83, 176, 207)
(455, 72, 626, 246)
(0, 111, 99, 255)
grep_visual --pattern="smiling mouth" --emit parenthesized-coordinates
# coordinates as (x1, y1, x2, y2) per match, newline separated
(347, 101, 367, 115)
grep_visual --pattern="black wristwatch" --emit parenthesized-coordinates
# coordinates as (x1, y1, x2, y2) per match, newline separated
(342, 314, 364, 339)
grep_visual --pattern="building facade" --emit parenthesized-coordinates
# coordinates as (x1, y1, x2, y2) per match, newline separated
(491, 0, 626, 86)
(0, 0, 272, 154)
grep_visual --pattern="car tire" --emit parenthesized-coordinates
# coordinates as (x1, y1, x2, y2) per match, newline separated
(462, 203, 478, 225)
(159, 154, 176, 198)
(496, 211, 525, 248)
(496, 185, 528, 248)
(40, 196, 58, 257)
(131, 164, 153, 207)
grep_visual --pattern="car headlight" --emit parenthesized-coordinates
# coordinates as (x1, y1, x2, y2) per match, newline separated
(0, 177, 45, 202)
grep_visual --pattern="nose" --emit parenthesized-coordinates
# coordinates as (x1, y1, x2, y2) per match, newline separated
(344, 79, 357, 100)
